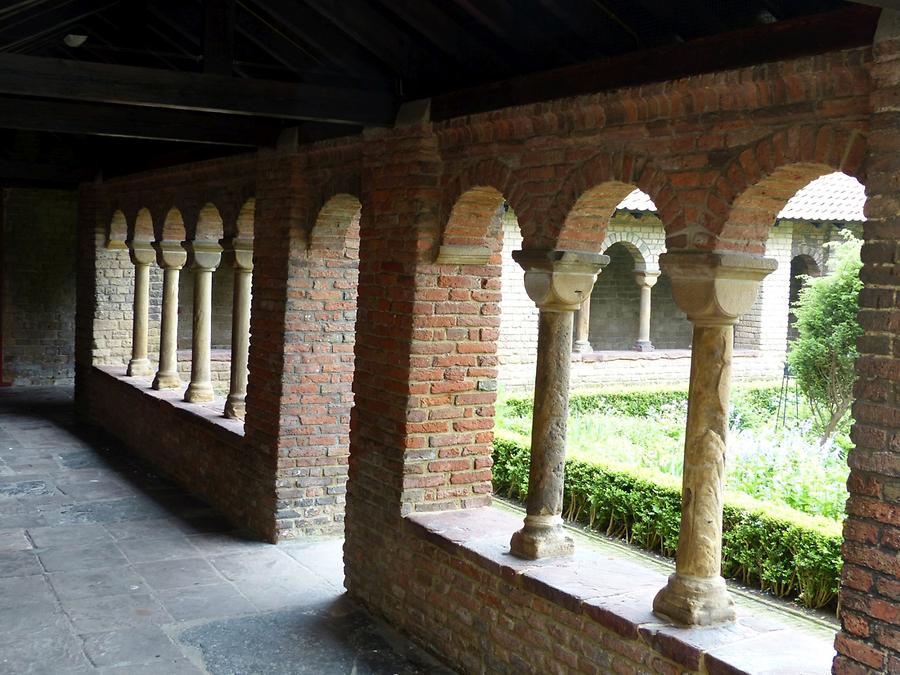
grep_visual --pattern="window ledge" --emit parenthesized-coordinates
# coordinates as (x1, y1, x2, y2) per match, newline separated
(574, 349, 764, 363)
(405, 507, 835, 674)
(94, 365, 245, 441)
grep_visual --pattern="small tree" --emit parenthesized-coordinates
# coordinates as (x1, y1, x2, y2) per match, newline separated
(787, 233, 863, 445)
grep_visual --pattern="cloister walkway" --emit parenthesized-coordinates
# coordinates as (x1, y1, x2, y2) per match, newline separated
(0, 386, 451, 675)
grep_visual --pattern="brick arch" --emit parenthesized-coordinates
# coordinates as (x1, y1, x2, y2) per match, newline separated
(128, 208, 154, 245)
(107, 209, 127, 246)
(156, 207, 186, 243)
(551, 152, 679, 252)
(235, 198, 255, 244)
(600, 231, 658, 272)
(187, 202, 225, 242)
(793, 245, 825, 275)
(701, 127, 867, 253)
(309, 193, 362, 256)
(439, 160, 519, 255)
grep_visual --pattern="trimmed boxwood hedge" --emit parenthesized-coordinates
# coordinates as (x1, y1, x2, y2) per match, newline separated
(492, 433, 843, 611)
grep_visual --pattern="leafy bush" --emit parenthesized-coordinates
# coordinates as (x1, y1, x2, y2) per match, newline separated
(788, 234, 863, 443)
(492, 433, 843, 610)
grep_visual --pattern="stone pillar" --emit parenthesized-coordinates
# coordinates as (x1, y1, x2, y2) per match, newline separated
(573, 296, 593, 353)
(183, 242, 222, 403)
(634, 270, 660, 351)
(224, 243, 253, 419)
(652, 252, 775, 626)
(126, 243, 156, 376)
(151, 243, 187, 390)
(509, 249, 608, 559)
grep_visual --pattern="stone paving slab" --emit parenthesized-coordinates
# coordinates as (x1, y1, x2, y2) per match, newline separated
(0, 386, 452, 674)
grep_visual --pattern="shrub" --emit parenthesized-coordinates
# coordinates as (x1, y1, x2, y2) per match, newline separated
(492, 432, 843, 610)
(788, 233, 863, 444)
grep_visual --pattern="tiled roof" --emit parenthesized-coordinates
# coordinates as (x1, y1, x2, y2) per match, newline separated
(615, 171, 866, 221)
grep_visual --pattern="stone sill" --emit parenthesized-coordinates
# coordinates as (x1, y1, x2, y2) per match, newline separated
(405, 507, 835, 675)
(94, 365, 245, 442)
(574, 349, 763, 363)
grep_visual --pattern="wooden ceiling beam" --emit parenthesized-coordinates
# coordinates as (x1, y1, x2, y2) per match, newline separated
(203, 0, 235, 75)
(432, 4, 881, 121)
(0, 53, 397, 126)
(0, 96, 282, 146)
(0, 0, 119, 52)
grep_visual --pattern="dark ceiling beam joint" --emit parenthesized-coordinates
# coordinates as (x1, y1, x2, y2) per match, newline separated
(203, 0, 235, 75)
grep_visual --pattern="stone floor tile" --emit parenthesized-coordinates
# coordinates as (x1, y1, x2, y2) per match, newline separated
(28, 523, 114, 549)
(118, 535, 200, 563)
(0, 604, 72, 644)
(233, 571, 341, 612)
(49, 566, 150, 600)
(0, 631, 92, 675)
(38, 543, 128, 572)
(0, 527, 31, 552)
(157, 582, 256, 621)
(186, 531, 271, 557)
(103, 517, 185, 541)
(61, 592, 173, 634)
(0, 573, 56, 608)
(0, 549, 42, 577)
(0, 478, 54, 499)
(281, 538, 345, 584)
(132, 557, 224, 590)
(55, 478, 134, 502)
(97, 659, 207, 675)
(209, 548, 305, 581)
(82, 626, 185, 668)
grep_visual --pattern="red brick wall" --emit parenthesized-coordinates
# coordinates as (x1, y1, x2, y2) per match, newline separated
(836, 11, 900, 674)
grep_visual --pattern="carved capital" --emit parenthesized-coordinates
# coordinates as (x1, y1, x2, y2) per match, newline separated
(512, 249, 608, 312)
(634, 270, 660, 289)
(127, 242, 156, 266)
(152, 241, 188, 270)
(183, 240, 222, 272)
(659, 251, 776, 326)
(222, 239, 254, 272)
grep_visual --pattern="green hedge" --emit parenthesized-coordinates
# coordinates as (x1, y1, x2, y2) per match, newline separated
(501, 386, 783, 430)
(492, 433, 843, 610)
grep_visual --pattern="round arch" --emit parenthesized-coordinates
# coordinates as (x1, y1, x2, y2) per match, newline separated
(309, 193, 362, 256)
(107, 209, 127, 247)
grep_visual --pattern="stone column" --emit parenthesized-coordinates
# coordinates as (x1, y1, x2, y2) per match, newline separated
(509, 249, 608, 559)
(633, 270, 660, 351)
(183, 242, 222, 403)
(151, 243, 187, 390)
(573, 296, 593, 353)
(652, 252, 775, 626)
(224, 243, 253, 419)
(126, 243, 156, 376)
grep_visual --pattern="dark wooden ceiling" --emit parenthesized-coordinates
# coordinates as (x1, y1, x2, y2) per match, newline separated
(0, 0, 879, 186)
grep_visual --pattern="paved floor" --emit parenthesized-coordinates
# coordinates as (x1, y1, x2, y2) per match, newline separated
(0, 386, 452, 675)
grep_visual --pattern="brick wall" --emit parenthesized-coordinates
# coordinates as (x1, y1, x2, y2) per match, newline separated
(835, 10, 900, 673)
(1, 189, 78, 385)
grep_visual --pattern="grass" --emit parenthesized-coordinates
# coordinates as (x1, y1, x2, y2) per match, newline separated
(496, 385, 850, 522)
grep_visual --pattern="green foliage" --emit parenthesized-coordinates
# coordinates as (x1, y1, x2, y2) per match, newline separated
(492, 433, 843, 610)
(787, 234, 863, 443)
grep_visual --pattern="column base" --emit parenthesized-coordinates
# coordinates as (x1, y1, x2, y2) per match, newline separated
(510, 517, 574, 560)
(152, 371, 181, 390)
(633, 340, 654, 352)
(652, 573, 736, 626)
(224, 394, 246, 420)
(185, 381, 215, 403)
(126, 358, 154, 377)
(573, 340, 593, 354)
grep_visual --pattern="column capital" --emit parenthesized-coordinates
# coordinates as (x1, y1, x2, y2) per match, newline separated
(152, 241, 188, 270)
(634, 269, 660, 288)
(221, 238, 254, 272)
(127, 241, 156, 266)
(512, 249, 608, 312)
(183, 240, 222, 272)
(659, 251, 776, 326)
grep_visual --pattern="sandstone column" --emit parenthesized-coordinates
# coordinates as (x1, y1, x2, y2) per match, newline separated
(652, 251, 775, 626)
(633, 270, 660, 351)
(183, 241, 222, 403)
(126, 243, 156, 376)
(224, 242, 253, 419)
(573, 296, 593, 353)
(509, 249, 608, 559)
(151, 243, 188, 390)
